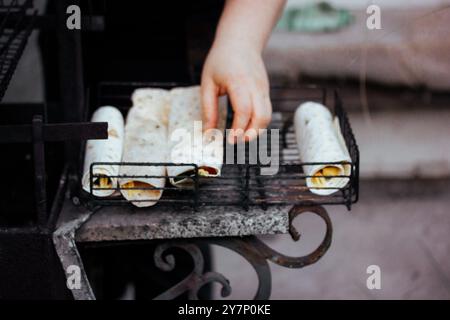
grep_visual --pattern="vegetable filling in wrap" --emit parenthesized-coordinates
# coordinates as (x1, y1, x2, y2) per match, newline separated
(82, 106, 124, 197)
(118, 88, 170, 207)
(168, 86, 227, 188)
(294, 102, 351, 195)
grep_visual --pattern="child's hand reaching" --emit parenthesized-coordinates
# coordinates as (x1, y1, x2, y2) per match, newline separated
(201, 0, 286, 144)
(201, 41, 271, 143)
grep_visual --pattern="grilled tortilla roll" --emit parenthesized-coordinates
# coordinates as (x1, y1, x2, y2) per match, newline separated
(294, 102, 351, 195)
(82, 106, 125, 197)
(119, 89, 170, 207)
(168, 86, 227, 188)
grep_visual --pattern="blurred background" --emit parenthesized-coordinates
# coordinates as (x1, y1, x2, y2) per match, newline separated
(215, 0, 450, 300)
(3, 0, 450, 299)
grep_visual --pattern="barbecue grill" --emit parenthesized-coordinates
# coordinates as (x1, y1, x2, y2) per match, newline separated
(0, 0, 359, 300)
(82, 82, 358, 210)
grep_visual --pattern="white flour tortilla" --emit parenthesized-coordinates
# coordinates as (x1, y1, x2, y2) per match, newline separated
(82, 106, 124, 197)
(294, 102, 351, 195)
(119, 89, 170, 207)
(167, 86, 227, 188)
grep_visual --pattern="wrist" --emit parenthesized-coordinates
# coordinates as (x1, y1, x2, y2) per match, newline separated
(211, 35, 263, 57)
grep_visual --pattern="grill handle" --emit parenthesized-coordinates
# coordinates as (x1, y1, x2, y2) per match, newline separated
(0, 121, 108, 144)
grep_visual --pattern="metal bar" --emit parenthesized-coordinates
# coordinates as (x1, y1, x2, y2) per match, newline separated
(52, 199, 96, 300)
(55, 0, 85, 177)
(243, 164, 250, 211)
(32, 115, 47, 226)
(0, 122, 107, 143)
(48, 165, 69, 231)
(43, 122, 108, 142)
(193, 165, 199, 211)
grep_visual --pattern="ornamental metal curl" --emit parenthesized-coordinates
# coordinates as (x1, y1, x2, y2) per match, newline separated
(254, 205, 333, 269)
(152, 205, 333, 300)
(206, 237, 273, 300)
(153, 242, 232, 300)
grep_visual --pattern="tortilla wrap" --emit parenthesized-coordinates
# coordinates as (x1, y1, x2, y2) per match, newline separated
(294, 102, 351, 195)
(168, 86, 227, 188)
(119, 88, 170, 207)
(82, 106, 125, 197)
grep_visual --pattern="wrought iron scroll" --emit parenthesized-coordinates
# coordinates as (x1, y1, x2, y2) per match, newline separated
(153, 243, 232, 300)
(152, 205, 333, 300)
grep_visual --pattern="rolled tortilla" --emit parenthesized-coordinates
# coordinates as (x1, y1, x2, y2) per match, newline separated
(294, 102, 351, 195)
(82, 106, 124, 197)
(119, 88, 170, 207)
(167, 86, 227, 188)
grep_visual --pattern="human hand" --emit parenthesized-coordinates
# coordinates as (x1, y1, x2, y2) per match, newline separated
(201, 42, 272, 144)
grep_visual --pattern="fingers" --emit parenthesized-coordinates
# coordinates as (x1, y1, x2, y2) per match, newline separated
(243, 91, 272, 142)
(227, 84, 252, 144)
(202, 77, 272, 144)
(201, 79, 219, 131)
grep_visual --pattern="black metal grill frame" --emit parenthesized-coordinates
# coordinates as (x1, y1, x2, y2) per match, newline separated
(81, 82, 359, 211)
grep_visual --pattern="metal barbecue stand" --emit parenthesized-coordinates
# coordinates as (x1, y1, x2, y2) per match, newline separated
(0, 0, 107, 299)
(0, 1, 359, 300)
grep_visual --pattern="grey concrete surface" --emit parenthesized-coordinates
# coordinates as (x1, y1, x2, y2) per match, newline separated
(211, 180, 450, 300)
(265, 6, 450, 90)
(76, 204, 289, 242)
(350, 110, 450, 179)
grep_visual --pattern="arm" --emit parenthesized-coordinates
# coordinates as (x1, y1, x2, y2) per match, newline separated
(201, 0, 286, 143)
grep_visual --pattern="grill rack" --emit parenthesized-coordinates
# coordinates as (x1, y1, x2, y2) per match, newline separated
(81, 82, 359, 211)
(0, 0, 36, 101)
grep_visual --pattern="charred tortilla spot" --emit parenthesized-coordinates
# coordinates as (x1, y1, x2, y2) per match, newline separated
(108, 129, 119, 138)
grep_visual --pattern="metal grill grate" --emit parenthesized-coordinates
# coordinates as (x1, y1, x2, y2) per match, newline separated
(82, 82, 359, 211)
(0, 0, 35, 101)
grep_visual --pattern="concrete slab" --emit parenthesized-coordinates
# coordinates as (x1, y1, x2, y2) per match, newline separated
(76, 204, 289, 242)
